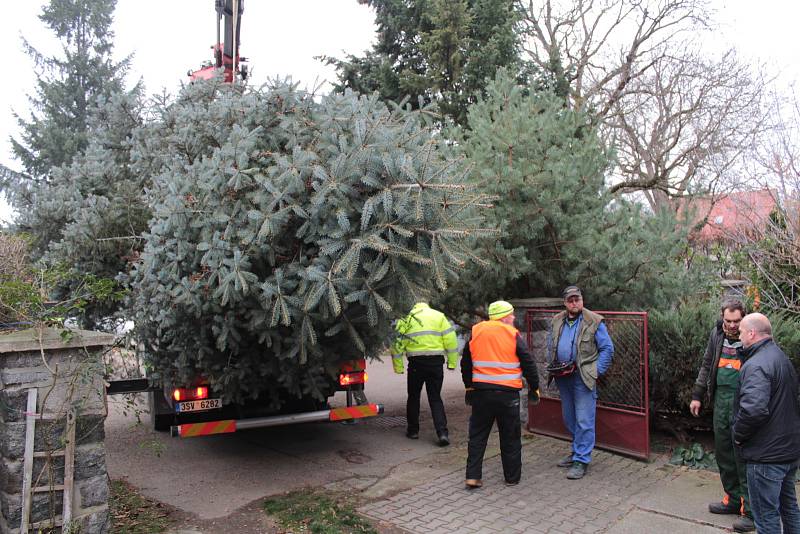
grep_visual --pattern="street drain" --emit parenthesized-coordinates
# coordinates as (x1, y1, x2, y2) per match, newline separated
(366, 415, 407, 429)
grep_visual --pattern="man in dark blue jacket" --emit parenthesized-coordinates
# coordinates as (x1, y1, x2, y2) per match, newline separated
(733, 312, 800, 534)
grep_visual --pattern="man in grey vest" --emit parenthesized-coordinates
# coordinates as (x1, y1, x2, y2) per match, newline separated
(547, 286, 614, 479)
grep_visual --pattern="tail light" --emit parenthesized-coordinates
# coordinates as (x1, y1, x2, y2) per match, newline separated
(339, 371, 368, 386)
(172, 386, 209, 402)
(339, 359, 368, 386)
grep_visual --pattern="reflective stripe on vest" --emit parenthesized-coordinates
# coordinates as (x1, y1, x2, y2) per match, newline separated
(406, 350, 446, 357)
(469, 320, 523, 389)
(405, 327, 455, 338)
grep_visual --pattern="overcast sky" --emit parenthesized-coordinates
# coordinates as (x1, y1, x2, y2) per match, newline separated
(1, 0, 799, 224)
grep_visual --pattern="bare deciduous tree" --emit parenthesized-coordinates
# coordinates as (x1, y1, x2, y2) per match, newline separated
(608, 48, 767, 211)
(752, 91, 800, 201)
(517, 0, 768, 210)
(0, 232, 29, 283)
(734, 94, 800, 313)
(518, 0, 709, 113)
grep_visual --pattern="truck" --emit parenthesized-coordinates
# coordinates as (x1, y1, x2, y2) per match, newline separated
(147, 358, 380, 438)
(107, 0, 383, 436)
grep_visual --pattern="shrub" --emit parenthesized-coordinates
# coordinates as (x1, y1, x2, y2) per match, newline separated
(0, 231, 123, 328)
(649, 300, 717, 417)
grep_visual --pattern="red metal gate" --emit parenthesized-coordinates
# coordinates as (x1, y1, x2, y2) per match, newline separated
(524, 309, 650, 460)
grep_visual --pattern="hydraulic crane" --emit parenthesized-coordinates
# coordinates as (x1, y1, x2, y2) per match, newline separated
(189, 0, 248, 82)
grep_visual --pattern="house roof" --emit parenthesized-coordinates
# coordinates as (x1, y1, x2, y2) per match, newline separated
(680, 189, 777, 243)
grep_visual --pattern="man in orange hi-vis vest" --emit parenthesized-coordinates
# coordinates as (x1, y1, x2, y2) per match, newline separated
(461, 300, 540, 488)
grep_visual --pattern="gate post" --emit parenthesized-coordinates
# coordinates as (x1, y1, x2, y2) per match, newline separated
(0, 328, 114, 533)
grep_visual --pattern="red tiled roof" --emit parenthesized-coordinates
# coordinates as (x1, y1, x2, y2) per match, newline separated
(680, 189, 777, 242)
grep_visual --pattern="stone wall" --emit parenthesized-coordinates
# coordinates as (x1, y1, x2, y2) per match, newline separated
(0, 328, 113, 534)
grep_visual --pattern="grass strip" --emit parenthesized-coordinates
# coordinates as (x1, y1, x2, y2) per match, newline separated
(264, 488, 377, 534)
(109, 479, 172, 533)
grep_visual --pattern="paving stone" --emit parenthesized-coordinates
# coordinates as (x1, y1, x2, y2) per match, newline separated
(358, 434, 676, 534)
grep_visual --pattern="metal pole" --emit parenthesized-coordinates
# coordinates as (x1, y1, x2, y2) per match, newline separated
(216, 1, 222, 67)
(235, 409, 334, 429)
(231, 0, 239, 79)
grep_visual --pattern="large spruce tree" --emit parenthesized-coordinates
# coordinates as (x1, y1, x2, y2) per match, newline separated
(130, 80, 490, 404)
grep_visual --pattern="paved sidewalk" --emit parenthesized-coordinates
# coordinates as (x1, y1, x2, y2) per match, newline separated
(359, 434, 742, 534)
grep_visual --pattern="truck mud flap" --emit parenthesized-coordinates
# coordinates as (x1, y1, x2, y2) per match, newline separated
(172, 403, 384, 438)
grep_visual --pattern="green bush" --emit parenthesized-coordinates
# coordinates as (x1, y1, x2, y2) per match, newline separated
(766, 311, 800, 370)
(649, 301, 716, 416)
(0, 231, 124, 328)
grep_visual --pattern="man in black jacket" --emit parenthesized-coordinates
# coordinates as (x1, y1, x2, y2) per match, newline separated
(733, 312, 800, 534)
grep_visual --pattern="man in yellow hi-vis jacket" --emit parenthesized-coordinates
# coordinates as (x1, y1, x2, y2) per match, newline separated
(391, 302, 458, 446)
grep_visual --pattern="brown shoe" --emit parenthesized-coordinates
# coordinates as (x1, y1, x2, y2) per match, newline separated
(465, 478, 483, 489)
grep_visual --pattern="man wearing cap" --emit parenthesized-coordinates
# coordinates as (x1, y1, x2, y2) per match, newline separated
(461, 301, 540, 488)
(547, 286, 614, 480)
(391, 302, 459, 446)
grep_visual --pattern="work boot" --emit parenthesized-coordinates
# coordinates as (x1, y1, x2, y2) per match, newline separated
(557, 454, 574, 468)
(436, 432, 450, 447)
(708, 499, 740, 515)
(465, 479, 482, 489)
(732, 516, 755, 533)
(406, 430, 419, 439)
(566, 461, 587, 479)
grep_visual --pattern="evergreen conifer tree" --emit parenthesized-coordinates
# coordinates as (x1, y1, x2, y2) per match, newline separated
(12, 0, 129, 176)
(327, 0, 524, 126)
(130, 80, 490, 404)
(437, 70, 697, 319)
(1, 0, 130, 256)
(42, 89, 149, 327)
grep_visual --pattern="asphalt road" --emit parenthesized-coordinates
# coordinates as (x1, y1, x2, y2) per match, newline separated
(104, 355, 473, 520)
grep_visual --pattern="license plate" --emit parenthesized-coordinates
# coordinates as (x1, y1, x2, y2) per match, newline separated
(176, 398, 221, 413)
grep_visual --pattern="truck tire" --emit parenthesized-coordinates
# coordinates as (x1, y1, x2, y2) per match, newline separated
(149, 390, 174, 432)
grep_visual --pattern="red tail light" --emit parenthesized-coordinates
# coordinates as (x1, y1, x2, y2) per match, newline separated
(339, 371, 368, 386)
(172, 386, 209, 402)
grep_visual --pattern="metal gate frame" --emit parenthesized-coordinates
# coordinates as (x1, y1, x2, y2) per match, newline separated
(524, 309, 650, 460)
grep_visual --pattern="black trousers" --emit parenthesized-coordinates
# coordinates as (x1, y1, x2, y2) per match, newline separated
(406, 357, 447, 435)
(466, 389, 521, 483)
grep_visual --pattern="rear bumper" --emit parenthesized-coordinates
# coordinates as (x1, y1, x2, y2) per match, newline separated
(171, 403, 384, 438)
